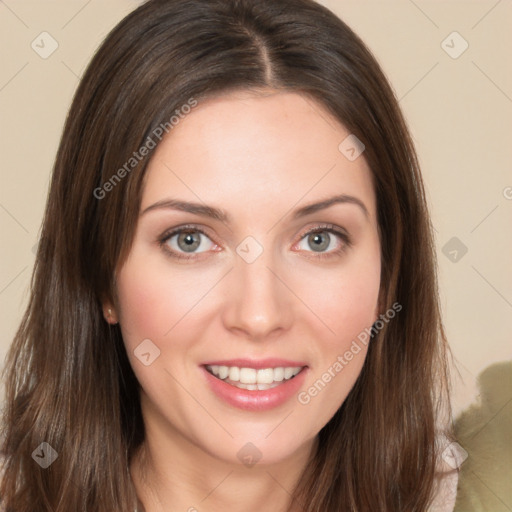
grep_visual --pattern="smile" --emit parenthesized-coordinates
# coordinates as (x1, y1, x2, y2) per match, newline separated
(205, 364, 304, 390)
(201, 363, 309, 411)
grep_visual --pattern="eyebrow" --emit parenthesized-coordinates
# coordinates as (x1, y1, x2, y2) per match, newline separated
(140, 194, 369, 222)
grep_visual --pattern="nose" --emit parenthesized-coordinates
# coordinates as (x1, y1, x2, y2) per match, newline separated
(221, 247, 294, 341)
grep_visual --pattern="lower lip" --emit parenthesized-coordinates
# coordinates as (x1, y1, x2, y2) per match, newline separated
(201, 365, 308, 411)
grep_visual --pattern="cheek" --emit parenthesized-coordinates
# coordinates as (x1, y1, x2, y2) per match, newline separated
(296, 249, 381, 344)
(114, 251, 223, 351)
(310, 271, 378, 330)
(337, 261, 380, 331)
(296, 254, 380, 429)
(114, 253, 188, 352)
(113, 256, 207, 393)
(115, 265, 166, 349)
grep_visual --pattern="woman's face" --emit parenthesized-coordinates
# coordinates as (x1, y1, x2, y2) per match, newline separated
(110, 90, 381, 466)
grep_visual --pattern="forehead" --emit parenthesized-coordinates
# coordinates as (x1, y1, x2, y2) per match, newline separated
(141, 90, 376, 220)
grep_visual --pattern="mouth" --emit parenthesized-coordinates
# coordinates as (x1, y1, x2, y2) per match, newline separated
(204, 364, 306, 391)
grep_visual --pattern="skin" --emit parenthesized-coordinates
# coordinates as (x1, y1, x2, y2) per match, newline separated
(103, 89, 382, 512)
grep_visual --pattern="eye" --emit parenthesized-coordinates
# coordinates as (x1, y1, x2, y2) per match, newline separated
(295, 225, 351, 257)
(159, 225, 218, 259)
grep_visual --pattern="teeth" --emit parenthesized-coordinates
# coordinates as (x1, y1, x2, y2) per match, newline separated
(206, 365, 303, 387)
(240, 367, 257, 384)
(273, 367, 284, 382)
(217, 365, 229, 379)
(228, 366, 240, 381)
(257, 368, 274, 384)
(284, 367, 296, 379)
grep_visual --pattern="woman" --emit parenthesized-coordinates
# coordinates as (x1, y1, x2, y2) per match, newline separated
(0, 0, 457, 510)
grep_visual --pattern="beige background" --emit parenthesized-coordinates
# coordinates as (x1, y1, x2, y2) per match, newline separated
(1, 0, 511, 509)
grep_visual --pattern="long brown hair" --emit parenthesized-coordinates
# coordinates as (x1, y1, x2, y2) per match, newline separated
(0, 0, 452, 510)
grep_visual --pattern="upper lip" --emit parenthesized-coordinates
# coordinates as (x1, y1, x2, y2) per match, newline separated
(202, 358, 308, 369)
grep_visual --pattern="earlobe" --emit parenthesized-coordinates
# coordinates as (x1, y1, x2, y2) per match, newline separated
(102, 303, 119, 325)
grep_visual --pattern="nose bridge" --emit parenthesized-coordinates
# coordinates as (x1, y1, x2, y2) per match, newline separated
(222, 240, 292, 338)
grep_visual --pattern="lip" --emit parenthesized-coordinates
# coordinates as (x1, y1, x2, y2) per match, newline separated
(201, 364, 309, 412)
(201, 358, 308, 369)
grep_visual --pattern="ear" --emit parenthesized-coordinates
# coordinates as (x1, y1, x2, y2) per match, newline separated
(101, 298, 119, 325)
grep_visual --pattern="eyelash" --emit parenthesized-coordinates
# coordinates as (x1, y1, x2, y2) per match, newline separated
(157, 223, 352, 262)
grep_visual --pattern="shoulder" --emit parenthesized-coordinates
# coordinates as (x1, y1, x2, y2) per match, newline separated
(429, 464, 459, 511)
